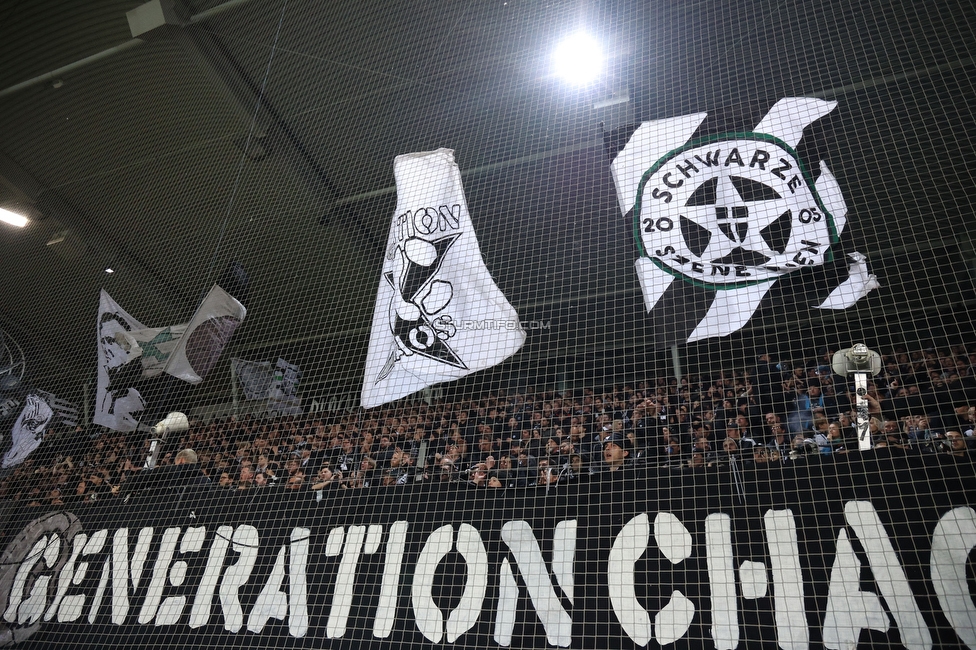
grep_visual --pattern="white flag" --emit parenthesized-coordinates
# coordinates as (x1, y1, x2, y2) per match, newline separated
(114, 324, 188, 379)
(231, 358, 275, 400)
(361, 149, 525, 409)
(94, 286, 245, 431)
(269, 358, 303, 415)
(610, 97, 878, 345)
(3, 394, 54, 468)
(36, 389, 79, 428)
(163, 284, 246, 384)
(94, 289, 147, 431)
(108, 285, 244, 385)
(817, 252, 881, 309)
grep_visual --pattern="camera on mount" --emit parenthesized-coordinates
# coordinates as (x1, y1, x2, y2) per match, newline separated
(831, 343, 882, 377)
(788, 439, 820, 461)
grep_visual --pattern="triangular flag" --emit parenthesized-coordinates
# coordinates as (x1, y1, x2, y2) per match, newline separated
(362, 149, 524, 408)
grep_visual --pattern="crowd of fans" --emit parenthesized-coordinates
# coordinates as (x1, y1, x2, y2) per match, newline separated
(1, 344, 974, 508)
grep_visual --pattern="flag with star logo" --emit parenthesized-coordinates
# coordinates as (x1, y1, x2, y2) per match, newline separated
(607, 97, 879, 346)
(361, 148, 525, 409)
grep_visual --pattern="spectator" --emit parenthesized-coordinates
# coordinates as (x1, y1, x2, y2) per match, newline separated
(493, 455, 513, 487)
(285, 471, 306, 490)
(237, 464, 255, 490)
(753, 446, 770, 465)
(768, 425, 791, 458)
(388, 447, 414, 485)
(471, 436, 496, 465)
(311, 466, 337, 491)
(591, 434, 631, 474)
(709, 438, 739, 466)
(373, 434, 396, 468)
(724, 424, 755, 454)
(437, 457, 459, 483)
(688, 452, 706, 469)
(945, 430, 970, 458)
(468, 463, 490, 487)
(788, 384, 825, 434)
(512, 452, 536, 487)
(4, 342, 972, 503)
(533, 459, 562, 486)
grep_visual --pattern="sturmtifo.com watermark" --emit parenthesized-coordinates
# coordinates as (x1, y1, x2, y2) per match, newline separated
(456, 319, 551, 331)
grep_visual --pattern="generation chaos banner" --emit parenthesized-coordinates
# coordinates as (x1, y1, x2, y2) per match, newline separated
(0, 453, 972, 649)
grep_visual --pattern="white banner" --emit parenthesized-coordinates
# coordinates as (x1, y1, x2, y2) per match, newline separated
(269, 358, 303, 416)
(271, 358, 300, 398)
(2, 393, 54, 468)
(36, 389, 79, 428)
(164, 285, 246, 384)
(230, 357, 301, 407)
(361, 149, 525, 408)
(94, 289, 147, 431)
(231, 358, 274, 400)
(114, 324, 188, 379)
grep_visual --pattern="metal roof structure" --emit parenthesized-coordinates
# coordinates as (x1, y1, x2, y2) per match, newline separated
(0, 0, 974, 411)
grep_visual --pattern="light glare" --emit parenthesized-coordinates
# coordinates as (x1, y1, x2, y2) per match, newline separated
(553, 32, 602, 85)
(0, 207, 28, 228)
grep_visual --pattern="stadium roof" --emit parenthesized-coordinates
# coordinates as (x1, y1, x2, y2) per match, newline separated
(0, 0, 974, 408)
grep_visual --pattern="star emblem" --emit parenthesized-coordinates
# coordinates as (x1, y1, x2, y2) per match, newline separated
(678, 175, 794, 266)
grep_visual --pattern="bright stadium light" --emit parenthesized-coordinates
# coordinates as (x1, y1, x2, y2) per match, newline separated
(0, 207, 29, 228)
(553, 32, 602, 85)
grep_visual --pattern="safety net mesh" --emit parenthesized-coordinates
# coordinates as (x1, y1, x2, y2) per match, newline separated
(0, 0, 974, 648)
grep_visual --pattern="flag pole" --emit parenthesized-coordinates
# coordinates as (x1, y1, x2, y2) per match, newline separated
(671, 344, 683, 381)
(854, 373, 871, 451)
(230, 360, 239, 417)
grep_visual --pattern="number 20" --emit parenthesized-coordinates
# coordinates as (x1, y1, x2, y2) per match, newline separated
(642, 217, 674, 232)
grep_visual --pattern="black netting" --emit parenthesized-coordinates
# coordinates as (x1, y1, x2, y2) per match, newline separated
(0, 1, 974, 648)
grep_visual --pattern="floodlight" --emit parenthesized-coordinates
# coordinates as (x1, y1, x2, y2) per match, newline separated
(553, 32, 602, 85)
(0, 207, 28, 228)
